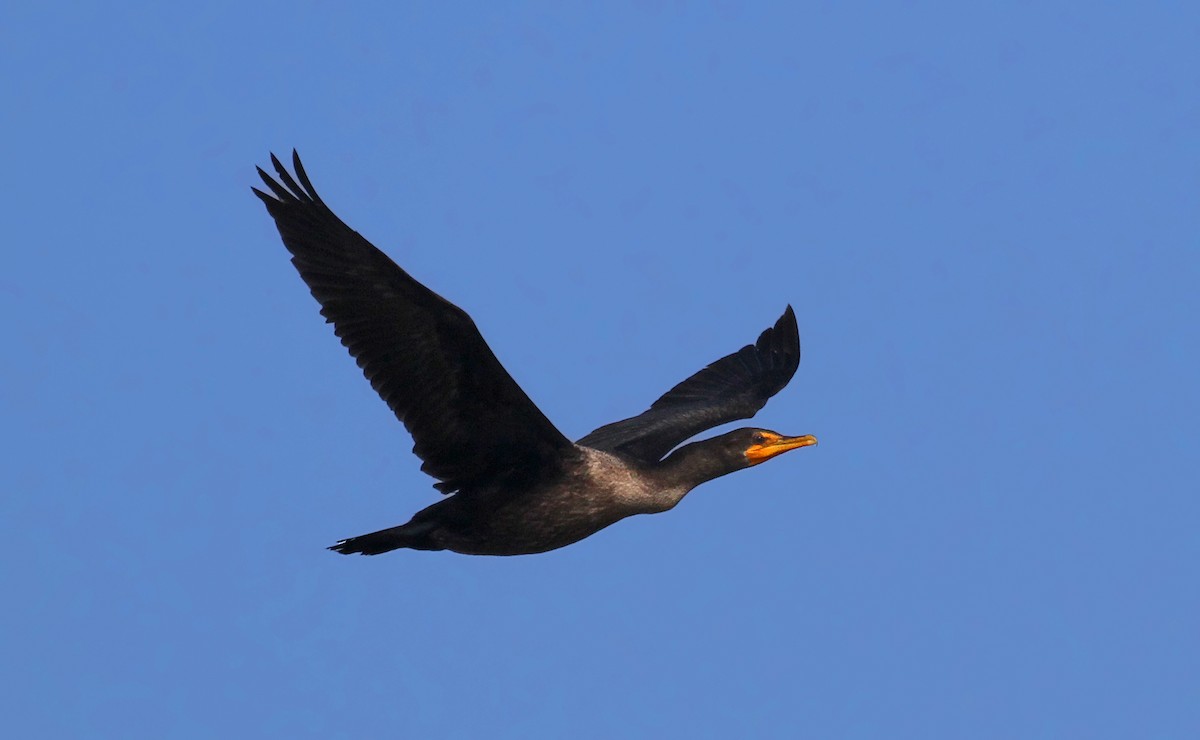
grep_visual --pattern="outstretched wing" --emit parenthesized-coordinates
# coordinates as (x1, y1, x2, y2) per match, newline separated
(578, 306, 800, 462)
(254, 151, 574, 494)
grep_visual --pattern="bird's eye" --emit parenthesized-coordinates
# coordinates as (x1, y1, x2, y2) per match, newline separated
(752, 433, 765, 444)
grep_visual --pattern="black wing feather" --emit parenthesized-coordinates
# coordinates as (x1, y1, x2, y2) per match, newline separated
(254, 151, 574, 495)
(578, 307, 800, 462)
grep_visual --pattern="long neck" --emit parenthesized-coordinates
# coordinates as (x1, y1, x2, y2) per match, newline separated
(649, 439, 742, 494)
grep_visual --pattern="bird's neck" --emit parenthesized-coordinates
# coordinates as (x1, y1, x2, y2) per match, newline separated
(650, 440, 741, 494)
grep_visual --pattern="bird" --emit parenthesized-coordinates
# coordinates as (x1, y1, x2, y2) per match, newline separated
(253, 150, 817, 556)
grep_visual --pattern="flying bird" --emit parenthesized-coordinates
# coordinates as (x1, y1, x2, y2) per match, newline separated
(254, 151, 817, 556)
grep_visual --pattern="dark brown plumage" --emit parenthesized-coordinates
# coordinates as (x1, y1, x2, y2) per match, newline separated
(254, 151, 816, 556)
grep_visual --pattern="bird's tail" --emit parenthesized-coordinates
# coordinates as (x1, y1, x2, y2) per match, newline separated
(328, 521, 441, 555)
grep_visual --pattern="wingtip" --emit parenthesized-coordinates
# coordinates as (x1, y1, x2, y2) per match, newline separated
(290, 149, 322, 204)
(764, 304, 801, 372)
(777, 305, 799, 346)
(254, 164, 291, 201)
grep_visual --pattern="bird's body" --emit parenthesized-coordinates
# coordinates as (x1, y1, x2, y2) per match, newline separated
(365, 448, 683, 556)
(254, 151, 817, 557)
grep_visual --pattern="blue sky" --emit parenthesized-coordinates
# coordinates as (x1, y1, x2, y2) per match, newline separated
(3, 2, 1197, 737)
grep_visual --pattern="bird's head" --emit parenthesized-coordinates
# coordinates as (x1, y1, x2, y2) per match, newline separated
(705, 427, 818, 470)
(739, 428, 818, 466)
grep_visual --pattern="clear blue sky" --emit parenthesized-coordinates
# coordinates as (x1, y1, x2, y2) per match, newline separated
(3, 2, 1197, 737)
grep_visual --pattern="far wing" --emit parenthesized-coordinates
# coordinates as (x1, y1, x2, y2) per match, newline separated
(577, 307, 800, 462)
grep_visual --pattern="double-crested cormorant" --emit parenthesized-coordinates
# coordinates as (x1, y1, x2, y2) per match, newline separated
(254, 151, 817, 556)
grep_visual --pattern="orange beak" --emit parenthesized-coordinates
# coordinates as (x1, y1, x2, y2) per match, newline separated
(744, 434, 818, 465)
